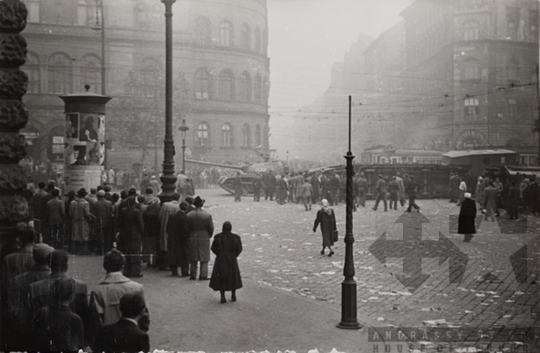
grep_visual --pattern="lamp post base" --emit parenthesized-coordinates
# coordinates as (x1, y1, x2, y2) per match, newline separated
(337, 279, 362, 329)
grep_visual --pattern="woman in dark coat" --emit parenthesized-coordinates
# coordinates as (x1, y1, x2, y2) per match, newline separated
(458, 192, 476, 242)
(209, 221, 243, 304)
(119, 196, 144, 277)
(313, 199, 337, 256)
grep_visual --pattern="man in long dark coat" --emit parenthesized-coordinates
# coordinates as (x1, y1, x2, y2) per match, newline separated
(310, 172, 320, 203)
(449, 173, 461, 203)
(91, 190, 113, 255)
(119, 197, 144, 277)
(209, 221, 243, 303)
(166, 201, 190, 277)
(187, 196, 214, 280)
(458, 193, 476, 242)
(264, 170, 276, 201)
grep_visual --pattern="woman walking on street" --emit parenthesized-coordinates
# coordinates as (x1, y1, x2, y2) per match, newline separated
(209, 221, 243, 304)
(458, 193, 476, 242)
(313, 199, 337, 257)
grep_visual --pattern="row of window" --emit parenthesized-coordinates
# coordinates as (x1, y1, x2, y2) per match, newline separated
(462, 11, 538, 42)
(461, 59, 535, 82)
(195, 122, 263, 148)
(194, 68, 268, 102)
(23, 1, 267, 54)
(463, 98, 521, 120)
(24, 52, 102, 94)
(22, 52, 270, 104)
(195, 17, 266, 53)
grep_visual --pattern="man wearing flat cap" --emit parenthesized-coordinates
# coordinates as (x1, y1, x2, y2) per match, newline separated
(187, 196, 214, 280)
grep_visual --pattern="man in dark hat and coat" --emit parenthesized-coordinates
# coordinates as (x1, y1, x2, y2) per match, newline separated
(209, 221, 243, 303)
(166, 201, 190, 277)
(187, 196, 214, 280)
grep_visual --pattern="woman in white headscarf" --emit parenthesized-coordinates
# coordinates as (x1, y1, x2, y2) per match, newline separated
(313, 199, 337, 256)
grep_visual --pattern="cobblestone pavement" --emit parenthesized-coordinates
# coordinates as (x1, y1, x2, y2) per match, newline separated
(68, 188, 539, 351)
(201, 189, 539, 335)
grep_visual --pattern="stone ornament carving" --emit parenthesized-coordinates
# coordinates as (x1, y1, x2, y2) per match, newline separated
(0, 0, 28, 32)
(0, 34, 27, 67)
(0, 133, 27, 162)
(0, 0, 29, 236)
(0, 69, 28, 97)
(0, 100, 29, 129)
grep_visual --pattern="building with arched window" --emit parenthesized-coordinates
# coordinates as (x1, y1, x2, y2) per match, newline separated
(19, 0, 270, 166)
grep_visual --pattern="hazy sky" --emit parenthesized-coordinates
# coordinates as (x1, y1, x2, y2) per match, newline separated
(266, 0, 414, 156)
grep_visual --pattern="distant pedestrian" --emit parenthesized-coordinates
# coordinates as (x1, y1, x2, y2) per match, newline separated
(357, 172, 367, 208)
(209, 221, 243, 304)
(406, 176, 420, 212)
(395, 172, 406, 207)
(449, 173, 461, 203)
(373, 174, 388, 211)
(483, 182, 498, 221)
(388, 176, 399, 210)
(313, 199, 337, 257)
(310, 172, 320, 202)
(506, 180, 520, 220)
(264, 170, 276, 201)
(300, 178, 313, 211)
(187, 196, 214, 280)
(458, 193, 476, 242)
(234, 172, 243, 202)
(252, 175, 262, 202)
(475, 177, 485, 209)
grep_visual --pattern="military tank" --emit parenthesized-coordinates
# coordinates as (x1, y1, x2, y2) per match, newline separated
(185, 158, 285, 196)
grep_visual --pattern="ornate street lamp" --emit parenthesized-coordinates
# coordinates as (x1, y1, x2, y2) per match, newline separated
(159, 0, 177, 202)
(337, 95, 361, 329)
(178, 119, 189, 172)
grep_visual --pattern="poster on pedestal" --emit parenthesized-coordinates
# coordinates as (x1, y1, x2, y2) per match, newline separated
(64, 112, 106, 193)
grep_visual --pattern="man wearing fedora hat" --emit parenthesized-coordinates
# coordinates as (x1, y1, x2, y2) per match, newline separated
(187, 196, 214, 280)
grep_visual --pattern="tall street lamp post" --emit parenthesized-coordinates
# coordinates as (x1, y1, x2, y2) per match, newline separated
(337, 95, 361, 329)
(92, 0, 106, 95)
(179, 119, 189, 172)
(159, 0, 177, 202)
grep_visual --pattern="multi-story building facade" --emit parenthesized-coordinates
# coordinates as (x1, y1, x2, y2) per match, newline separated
(297, 0, 538, 161)
(396, 0, 538, 152)
(20, 0, 270, 169)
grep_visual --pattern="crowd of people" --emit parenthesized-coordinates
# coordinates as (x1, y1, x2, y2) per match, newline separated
(1, 175, 245, 351)
(240, 169, 422, 215)
(3, 161, 537, 351)
(0, 227, 151, 351)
